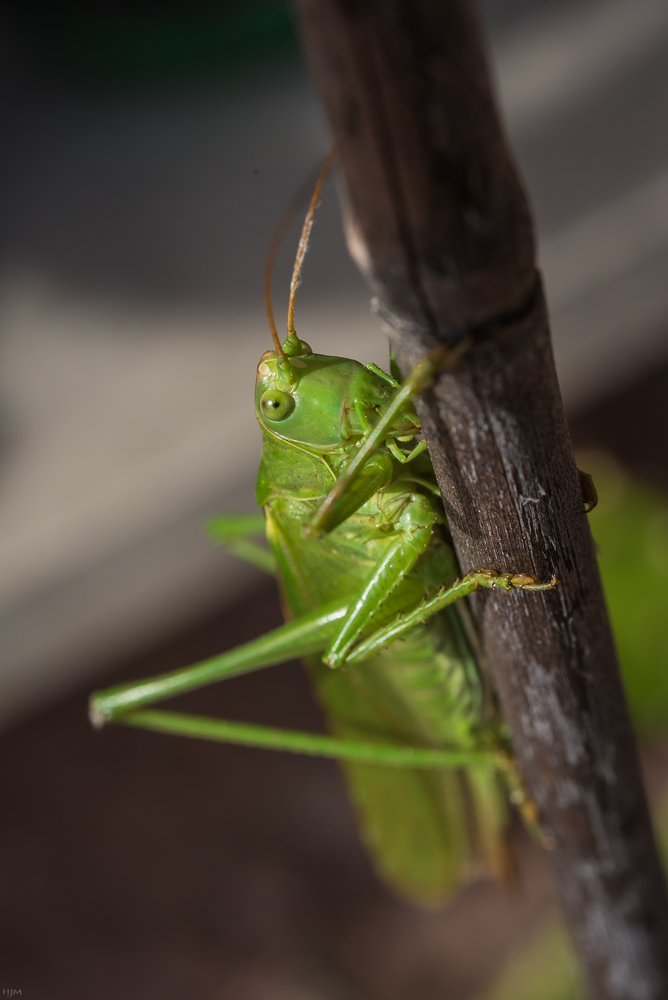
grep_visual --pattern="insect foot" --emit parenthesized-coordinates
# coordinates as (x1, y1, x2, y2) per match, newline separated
(469, 569, 560, 591)
(496, 754, 556, 850)
(578, 468, 598, 512)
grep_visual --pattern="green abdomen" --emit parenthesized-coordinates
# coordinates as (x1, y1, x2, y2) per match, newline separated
(263, 493, 508, 905)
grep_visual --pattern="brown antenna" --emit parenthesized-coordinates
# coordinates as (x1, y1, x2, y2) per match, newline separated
(263, 237, 285, 355)
(286, 146, 336, 338)
(263, 150, 335, 356)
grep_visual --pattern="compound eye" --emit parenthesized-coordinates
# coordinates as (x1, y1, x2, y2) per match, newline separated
(260, 389, 295, 421)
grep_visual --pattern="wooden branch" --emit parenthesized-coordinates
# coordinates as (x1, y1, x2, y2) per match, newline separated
(294, 1, 668, 997)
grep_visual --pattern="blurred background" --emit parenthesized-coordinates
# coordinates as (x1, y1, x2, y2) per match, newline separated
(1, 1, 668, 997)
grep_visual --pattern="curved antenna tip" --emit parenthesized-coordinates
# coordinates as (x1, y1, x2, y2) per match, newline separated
(287, 147, 336, 338)
(263, 147, 335, 358)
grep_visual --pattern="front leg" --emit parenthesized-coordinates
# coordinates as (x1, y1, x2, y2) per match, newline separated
(310, 340, 469, 535)
(324, 493, 439, 667)
(345, 568, 559, 664)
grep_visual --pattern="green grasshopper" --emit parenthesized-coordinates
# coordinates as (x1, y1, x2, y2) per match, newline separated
(90, 155, 558, 906)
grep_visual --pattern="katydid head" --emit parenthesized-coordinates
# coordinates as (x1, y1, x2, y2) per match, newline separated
(257, 148, 390, 451)
(257, 150, 419, 460)
(255, 345, 395, 452)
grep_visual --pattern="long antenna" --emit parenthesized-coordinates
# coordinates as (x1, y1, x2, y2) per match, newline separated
(286, 146, 336, 338)
(263, 151, 334, 356)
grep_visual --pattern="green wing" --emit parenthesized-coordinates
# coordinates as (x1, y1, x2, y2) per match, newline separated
(305, 612, 509, 906)
(266, 502, 509, 905)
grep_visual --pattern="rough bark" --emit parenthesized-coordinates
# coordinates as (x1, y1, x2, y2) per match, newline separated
(294, 1, 668, 997)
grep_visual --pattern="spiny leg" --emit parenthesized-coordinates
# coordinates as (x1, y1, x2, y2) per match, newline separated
(324, 493, 439, 667)
(90, 590, 507, 771)
(206, 512, 276, 574)
(365, 362, 398, 387)
(346, 569, 560, 664)
(310, 339, 469, 535)
(387, 437, 427, 464)
(90, 599, 349, 724)
(305, 452, 394, 537)
(118, 710, 506, 770)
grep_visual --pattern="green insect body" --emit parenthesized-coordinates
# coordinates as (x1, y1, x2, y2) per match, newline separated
(255, 339, 510, 902)
(90, 160, 558, 905)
